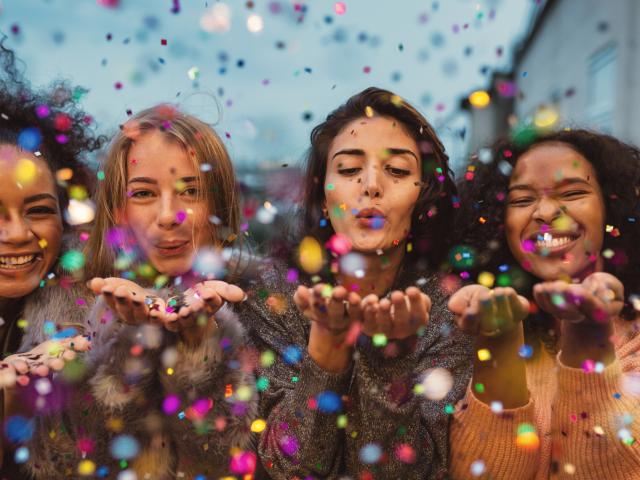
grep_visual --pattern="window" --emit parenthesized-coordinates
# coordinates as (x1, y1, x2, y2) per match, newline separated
(586, 43, 617, 133)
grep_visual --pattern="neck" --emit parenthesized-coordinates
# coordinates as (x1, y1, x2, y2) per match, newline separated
(336, 242, 406, 297)
(0, 296, 20, 317)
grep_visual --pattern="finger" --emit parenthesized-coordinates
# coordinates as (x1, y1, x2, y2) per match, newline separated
(361, 294, 379, 336)
(327, 287, 348, 330)
(391, 291, 415, 338)
(130, 295, 151, 323)
(346, 292, 363, 323)
(11, 359, 29, 375)
(68, 335, 91, 352)
(376, 298, 393, 337)
(476, 291, 498, 334)
(88, 277, 107, 294)
(32, 364, 50, 377)
(533, 284, 555, 314)
(198, 287, 223, 315)
(448, 285, 489, 314)
(293, 286, 312, 312)
(61, 349, 76, 362)
(113, 285, 137, 324)
(407, 288, 429, 326)
(47, 358, 66, 371)
(163, 312, 180, 332)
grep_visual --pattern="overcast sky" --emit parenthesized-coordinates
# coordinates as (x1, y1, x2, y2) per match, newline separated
(0, 0, 537, 170)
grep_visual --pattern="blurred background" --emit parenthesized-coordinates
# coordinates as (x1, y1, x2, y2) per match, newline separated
(1, 0, 638, 245)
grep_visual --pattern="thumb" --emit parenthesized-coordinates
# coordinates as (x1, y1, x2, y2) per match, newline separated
(448, 284, 489, 314)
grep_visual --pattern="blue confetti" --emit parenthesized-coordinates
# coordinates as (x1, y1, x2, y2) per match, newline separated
(283, 345, 302, 365)
(317, 391, 342, 413)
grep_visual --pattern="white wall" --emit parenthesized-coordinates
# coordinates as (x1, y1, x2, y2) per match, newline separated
(515, 0, 640, 146)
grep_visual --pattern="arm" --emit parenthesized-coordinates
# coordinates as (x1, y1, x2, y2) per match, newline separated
(240, 280, 353, 479)
(447, 284, 538, 479)
(350, 285, 474, 479)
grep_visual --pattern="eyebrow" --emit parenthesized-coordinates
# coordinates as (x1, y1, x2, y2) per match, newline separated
(24, 193, 57, 204)
(128, 176, 198, 185)
(331, 148, 419, 163)
(508, 177, 592, 193)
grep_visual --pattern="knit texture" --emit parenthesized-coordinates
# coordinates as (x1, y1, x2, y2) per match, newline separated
(449, 317, 640, 479)
(237, 260, 474, 479)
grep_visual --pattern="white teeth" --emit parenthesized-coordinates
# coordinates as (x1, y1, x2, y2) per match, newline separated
(0, 255, 37, 268)
(535, 234, 574, 250)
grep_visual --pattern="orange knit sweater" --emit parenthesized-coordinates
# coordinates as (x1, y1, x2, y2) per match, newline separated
(449, 319, 640, 479)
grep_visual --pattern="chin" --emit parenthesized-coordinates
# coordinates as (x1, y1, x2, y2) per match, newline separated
(0, 280, 40, 299)
(155, 261, 193, 277)
(528, 258, 588, 282)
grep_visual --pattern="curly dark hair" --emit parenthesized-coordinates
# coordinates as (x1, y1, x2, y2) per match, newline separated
(299, 87, 457, 275)
(456, 128, 640, 352)
(0, 36, 105, 218)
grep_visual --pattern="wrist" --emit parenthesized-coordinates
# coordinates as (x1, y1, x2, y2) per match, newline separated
(180, 316, 218, 347)
(308, 322, 353, 373)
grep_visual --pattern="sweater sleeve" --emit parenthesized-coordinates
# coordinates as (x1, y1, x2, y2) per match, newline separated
(238, 277, 354, 480)
(448, 386, 539, 479)
(157, 304, 257, 478)
(349, 286, 473, 480)
(552, 331, 640, 478)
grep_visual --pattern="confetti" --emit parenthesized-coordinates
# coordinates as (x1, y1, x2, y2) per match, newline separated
(13, 158, 38, 185)
(419, 368, 453, 400)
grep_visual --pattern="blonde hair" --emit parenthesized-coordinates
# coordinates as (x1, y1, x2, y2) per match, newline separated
(85, 104, 240, 280)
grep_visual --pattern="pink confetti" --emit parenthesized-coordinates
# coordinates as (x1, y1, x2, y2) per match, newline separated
(334, 2, 346, 15)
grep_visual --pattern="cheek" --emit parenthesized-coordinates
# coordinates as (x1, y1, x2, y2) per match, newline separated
(504, 210, 524, 253)
(41, 221, 64, 270)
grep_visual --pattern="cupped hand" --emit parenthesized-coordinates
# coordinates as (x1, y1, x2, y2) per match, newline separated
(293, 284, 362, 337)
(533, 272, 624, 324)
(164, 280, 245, 346)
(89, 277, 166, 326)
(448, 285, 529, 337)
(0, 335, 91, 388)
(360, 287, 431, 340)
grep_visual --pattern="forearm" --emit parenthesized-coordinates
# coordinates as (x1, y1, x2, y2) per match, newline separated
(559, 320, 615, 367)
(472, 326, 529, 408)
(307, 322, 353, 373)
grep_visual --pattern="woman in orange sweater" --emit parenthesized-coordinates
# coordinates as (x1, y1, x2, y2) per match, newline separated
(449, 129, 640, 479)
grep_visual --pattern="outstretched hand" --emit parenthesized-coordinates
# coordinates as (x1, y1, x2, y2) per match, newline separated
(294, 284, 362, 337)
(164, 280, 245, 346)
(89, 277, 167, 326)
(448, 285, 529, 337)
(533, 272, 624, 325)
(360, 287, 431, 340)
(0, 335, 91, 388)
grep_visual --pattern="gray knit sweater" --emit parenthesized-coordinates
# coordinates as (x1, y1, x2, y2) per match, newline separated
(237, 260, 474, 479)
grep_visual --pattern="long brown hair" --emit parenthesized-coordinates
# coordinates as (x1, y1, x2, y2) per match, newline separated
(85, 104, 240, 280)
(302, 87, 456, 269)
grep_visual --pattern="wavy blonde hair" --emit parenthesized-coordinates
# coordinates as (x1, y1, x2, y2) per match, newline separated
(85, 104, 239, 280)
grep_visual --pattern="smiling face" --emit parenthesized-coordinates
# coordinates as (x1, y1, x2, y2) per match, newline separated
(505, 142, 606, 281)
(0, 145, 63, 299)
(122, 130, 212, 276)
(324, 116, 422, 253)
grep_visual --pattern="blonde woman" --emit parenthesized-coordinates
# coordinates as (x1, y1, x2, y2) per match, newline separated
(26, 105, 256, 479)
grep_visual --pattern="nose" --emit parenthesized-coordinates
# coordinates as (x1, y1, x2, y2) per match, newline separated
(156, 194, 179, 229)
(0, 212, 35, 245)
(533, 196, 562, 224)
(362, 164, 383, 199)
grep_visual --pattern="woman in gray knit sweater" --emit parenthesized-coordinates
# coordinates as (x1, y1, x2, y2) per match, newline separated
(239, 87, 473, 479)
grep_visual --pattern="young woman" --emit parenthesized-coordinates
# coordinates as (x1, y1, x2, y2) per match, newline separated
(24, 105, 257, 479)
(449, 129, 640, 478)
(0, 40, 101, 474)
(239, 87, 473, 479)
